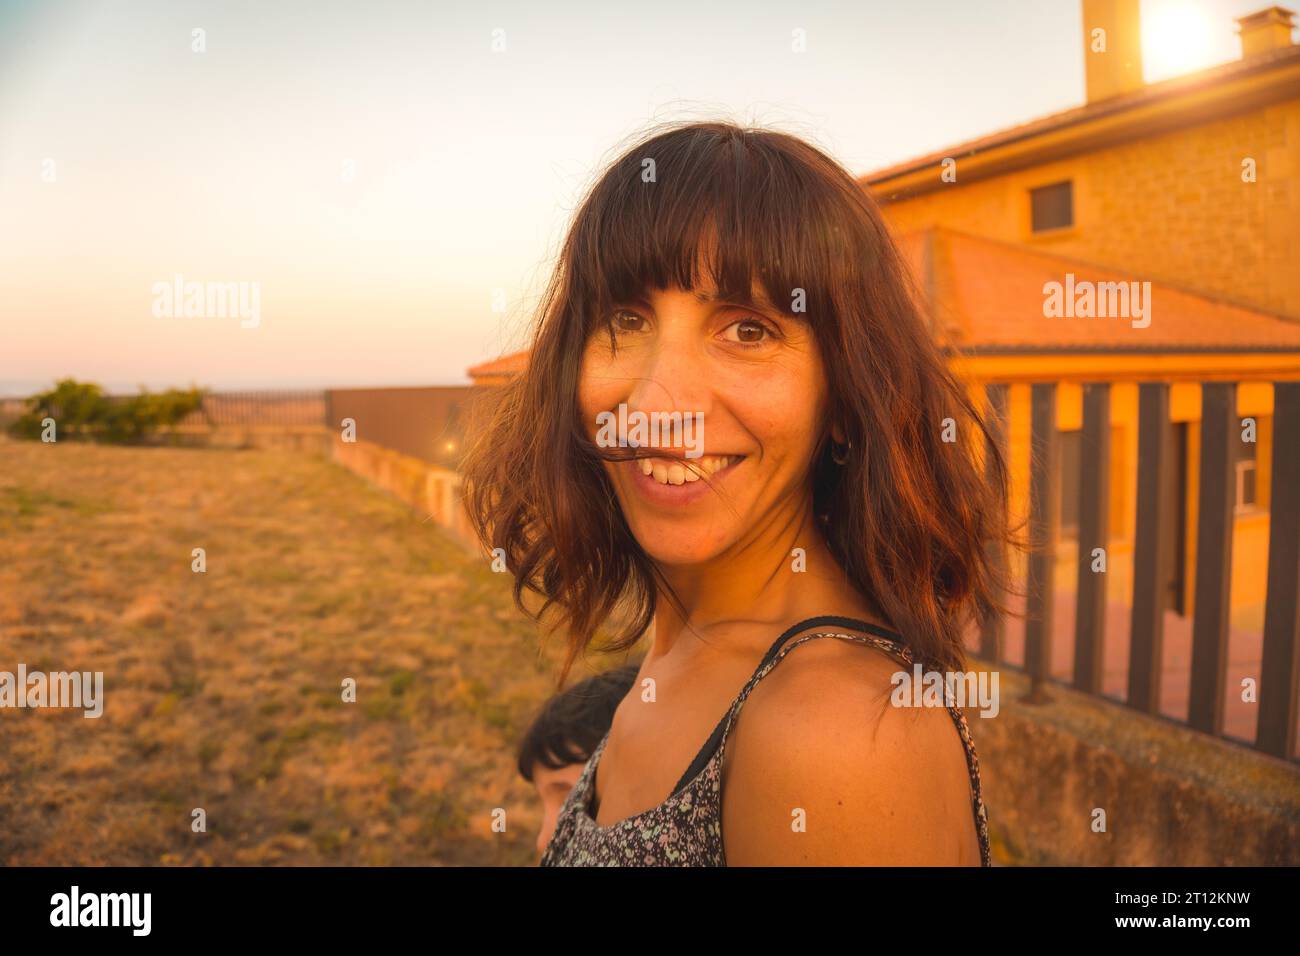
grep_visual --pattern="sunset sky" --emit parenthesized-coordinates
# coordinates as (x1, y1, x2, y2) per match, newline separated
(0, 0, 1286, 394)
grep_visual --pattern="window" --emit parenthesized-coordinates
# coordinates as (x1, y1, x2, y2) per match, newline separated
(1235, 430, 1258, 512)
(1030, 181, 1073, 233)
(1058, 430, 1081, 538)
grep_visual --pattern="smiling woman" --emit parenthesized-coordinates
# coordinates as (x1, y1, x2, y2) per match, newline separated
(461, 120, 1016, 867)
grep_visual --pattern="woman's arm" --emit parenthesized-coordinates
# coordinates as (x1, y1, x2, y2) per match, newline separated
(721, 639, 980, 866)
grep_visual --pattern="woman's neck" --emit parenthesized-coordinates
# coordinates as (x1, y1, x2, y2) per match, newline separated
(649, 499, 876, 658)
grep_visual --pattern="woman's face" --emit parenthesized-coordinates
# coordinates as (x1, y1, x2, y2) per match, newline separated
(577, 276, 830, 566)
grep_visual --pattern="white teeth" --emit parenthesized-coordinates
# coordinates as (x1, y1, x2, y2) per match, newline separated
(637, 454, 740, 485)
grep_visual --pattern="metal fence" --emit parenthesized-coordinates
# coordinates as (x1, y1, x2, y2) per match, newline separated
(182, 390, 327, 427)
(980, 379, 1299, 761)
(0, 398, 26, 428)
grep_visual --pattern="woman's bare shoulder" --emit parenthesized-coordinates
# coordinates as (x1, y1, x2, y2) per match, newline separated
(720, 635, 977, 865)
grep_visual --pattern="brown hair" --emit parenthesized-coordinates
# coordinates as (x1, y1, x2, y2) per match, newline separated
(462, 120, 1015, 683)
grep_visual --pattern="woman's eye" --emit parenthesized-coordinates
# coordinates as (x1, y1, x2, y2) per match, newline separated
(722, 318, 774, 346)
(609, 310, 646, 334)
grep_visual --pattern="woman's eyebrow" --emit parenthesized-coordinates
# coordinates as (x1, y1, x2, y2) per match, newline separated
(691, 289, 781, 312)
(613, 288, 792, 317)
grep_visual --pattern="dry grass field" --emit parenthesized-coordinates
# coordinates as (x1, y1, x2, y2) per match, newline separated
(0, 437, 605, 866)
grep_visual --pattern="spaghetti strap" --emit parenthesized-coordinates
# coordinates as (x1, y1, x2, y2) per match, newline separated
(669, 615, 902, 794)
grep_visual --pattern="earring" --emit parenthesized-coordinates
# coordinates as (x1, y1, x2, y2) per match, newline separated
(831, 438, 852, 466)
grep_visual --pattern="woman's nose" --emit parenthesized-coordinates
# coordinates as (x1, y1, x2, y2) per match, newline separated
(624, 341, 712, 428)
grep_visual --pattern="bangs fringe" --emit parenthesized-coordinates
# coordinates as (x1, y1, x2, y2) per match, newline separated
(570, 124, 855, 337)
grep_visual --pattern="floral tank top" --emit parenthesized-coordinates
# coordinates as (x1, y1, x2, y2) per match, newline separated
(540, 615, 991, 867)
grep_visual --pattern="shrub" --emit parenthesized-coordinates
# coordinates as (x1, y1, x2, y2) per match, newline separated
(7, 379, 207, 444)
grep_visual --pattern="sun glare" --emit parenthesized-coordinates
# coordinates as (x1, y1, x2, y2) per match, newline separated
(1143, 1, 1218, 80)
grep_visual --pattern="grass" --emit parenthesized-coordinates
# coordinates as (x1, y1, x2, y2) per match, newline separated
(0, 438, 621, 865)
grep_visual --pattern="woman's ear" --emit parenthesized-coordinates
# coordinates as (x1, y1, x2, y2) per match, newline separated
(830, 421, 846, 445)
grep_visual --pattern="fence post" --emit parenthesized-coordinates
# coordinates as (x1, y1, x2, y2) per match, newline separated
(1257, 381, 1300, 758)
(1024, 383, 1057, 703)
(1129, 382, 1172, 714)
(1189, 382, 1237, 735)
(980, 383, 1010, 664)
(1073, 382, 1110, 694)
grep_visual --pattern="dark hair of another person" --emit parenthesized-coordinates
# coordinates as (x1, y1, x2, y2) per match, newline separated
(516, 663, 641, 781)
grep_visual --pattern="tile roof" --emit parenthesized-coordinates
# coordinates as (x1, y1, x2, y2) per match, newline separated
(897, 227, 1300, 353)
(466, 351, 529, 382)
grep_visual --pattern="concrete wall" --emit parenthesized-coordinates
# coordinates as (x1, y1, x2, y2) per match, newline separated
(325, 386, 474, 468)
(329, 435, 478, 550)
(970, 664, 1300, 865)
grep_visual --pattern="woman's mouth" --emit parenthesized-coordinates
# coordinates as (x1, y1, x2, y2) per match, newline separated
(625, 454, 745, 506)
(635, 454, 743, 485)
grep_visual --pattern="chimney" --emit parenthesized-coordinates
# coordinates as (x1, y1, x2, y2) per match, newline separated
(1236, 6, 1296, 58)
(1082, 0, 1144, 103)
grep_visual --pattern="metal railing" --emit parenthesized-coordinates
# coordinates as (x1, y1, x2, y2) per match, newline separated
(980, 379, 1299, 760)
(184, 390, 327, 427)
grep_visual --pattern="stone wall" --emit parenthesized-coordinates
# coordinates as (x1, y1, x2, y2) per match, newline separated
(971, 664, 1300, 865)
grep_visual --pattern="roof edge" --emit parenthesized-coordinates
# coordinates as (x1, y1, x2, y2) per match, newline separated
(862, 46, 1300, 201)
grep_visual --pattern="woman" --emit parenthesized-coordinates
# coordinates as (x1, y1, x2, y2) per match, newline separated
(464, 121, 1013, 866)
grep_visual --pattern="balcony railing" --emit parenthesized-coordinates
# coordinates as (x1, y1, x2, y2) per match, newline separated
(978, 378, 1299, 760)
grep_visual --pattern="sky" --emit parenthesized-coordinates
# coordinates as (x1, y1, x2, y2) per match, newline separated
(0, 0, 1288, 394)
